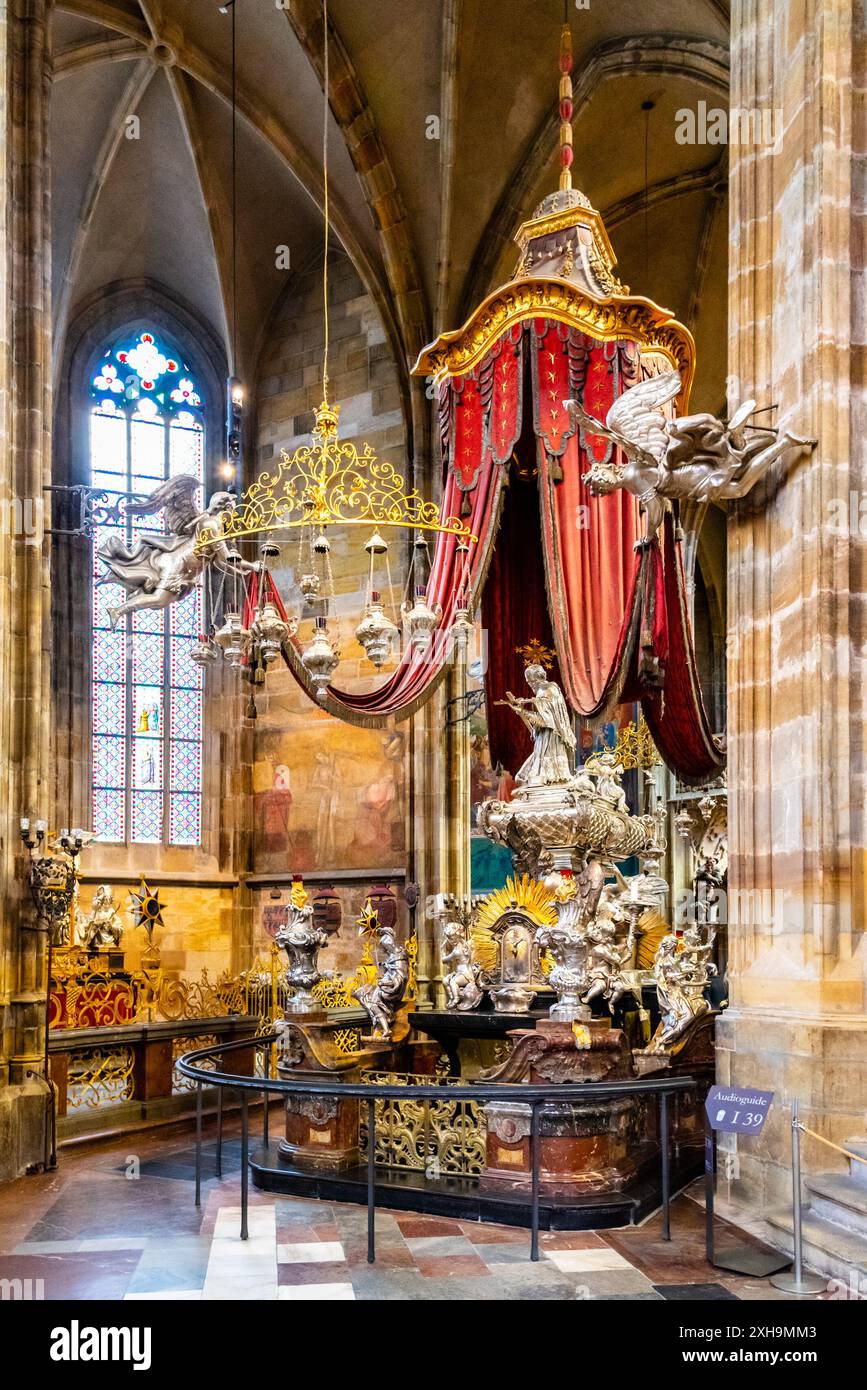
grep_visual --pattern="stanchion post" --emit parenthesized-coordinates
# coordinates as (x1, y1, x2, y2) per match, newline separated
(240, 1091, 249, 1242)
(216, 1082, 223, 1179)
(660, 1090, 671, 1240)
(195, 1079, 203, 1209)
(704, 1109, 715, 1264)
(367, 1097, 376, 1264)
(770, 1098, 826, 1294)
(530, 1102, 541, 1262)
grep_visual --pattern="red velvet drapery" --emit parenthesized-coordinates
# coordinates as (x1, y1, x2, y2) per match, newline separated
(273, 316, 724, 782)
(639, 516, 725, 784)
(482, 468, 559, 777)
(272, 327, 522, 725)
(529, 320, 642, 715)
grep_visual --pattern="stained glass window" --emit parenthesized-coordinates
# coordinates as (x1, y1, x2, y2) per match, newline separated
(90, 330, 205, 845)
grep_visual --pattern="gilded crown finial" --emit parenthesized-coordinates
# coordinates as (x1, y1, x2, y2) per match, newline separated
(313, 399, 339, 442)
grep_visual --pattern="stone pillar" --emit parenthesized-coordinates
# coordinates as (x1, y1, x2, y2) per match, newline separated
(0, 0, 53, 1178)
(719, 0, 867, 1229)
(408, 681, 455, 1011)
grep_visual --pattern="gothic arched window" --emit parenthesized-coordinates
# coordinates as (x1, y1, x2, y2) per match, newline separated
(90, 329, 205, 845)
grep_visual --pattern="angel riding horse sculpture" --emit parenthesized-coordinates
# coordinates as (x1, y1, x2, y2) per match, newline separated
(565, 369, 814, 546)
(97, 475, 258, 630)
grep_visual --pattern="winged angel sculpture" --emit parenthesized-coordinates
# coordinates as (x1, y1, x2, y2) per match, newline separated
(97, 476, 258, 630)
(565, 370, 814, 546)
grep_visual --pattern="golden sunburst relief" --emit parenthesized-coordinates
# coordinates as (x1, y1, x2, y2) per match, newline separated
(472, 873, 557, 973)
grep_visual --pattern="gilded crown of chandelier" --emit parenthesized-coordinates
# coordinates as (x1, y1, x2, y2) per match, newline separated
(195, 398, 478, 553)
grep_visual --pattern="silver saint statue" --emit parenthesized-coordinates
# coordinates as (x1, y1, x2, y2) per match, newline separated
(97, 475, 258, 630)
(566, 369, 814, 546)
(353, 926, 409, 1041)
(79, 882, 123, 950)
(645, 924, 717, 1052)
(498, 664, 577, 786)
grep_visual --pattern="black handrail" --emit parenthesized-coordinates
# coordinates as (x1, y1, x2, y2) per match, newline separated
(178, 1032, 696, 1263)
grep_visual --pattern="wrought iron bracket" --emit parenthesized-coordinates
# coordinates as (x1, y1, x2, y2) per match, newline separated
(444, 687, 485, 726)
(45, 484, 150, 540)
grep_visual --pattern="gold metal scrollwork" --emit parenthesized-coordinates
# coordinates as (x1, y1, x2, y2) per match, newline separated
(359, 1071, 487, 1177)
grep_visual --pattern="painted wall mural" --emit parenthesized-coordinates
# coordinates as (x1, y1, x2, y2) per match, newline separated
(253, 680, 405, 873)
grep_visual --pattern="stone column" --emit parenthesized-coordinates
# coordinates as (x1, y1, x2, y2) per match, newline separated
(719, 0, 867, 1229)
(0, 0, 53, 1178)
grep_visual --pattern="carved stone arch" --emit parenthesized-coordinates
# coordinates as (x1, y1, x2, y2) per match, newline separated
(459, 34, 731, 319)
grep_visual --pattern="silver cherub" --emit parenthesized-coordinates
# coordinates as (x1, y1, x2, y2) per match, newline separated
(97, 475, 258, 630)
(440, 904, 483, 1012)
(566, 370, 813, 546)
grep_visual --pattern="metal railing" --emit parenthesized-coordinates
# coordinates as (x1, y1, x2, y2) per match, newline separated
(177, 1033, 697, 1263)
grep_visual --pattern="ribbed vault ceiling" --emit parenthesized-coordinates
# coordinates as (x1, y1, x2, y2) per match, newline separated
(51, 0, 730, 409)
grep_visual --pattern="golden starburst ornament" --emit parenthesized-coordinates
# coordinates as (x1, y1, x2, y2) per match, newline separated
(129, 875, 165, 937)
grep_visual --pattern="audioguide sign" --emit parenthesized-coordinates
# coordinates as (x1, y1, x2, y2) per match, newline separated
(705, 1084, 774, 1134)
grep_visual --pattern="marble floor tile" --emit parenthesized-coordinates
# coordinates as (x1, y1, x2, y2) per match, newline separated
(474, 1243, 540, 1265)
(125, 1236, 212, 1294)
(544, 1247, 634, 1273)
(0, 1250, 142, 1301)
(277, 1261, 353, 1286)
(540, 1231, 608, 1249)
(404, 1235, 476, 1257)
(579, 1270, 660, 1297)
(396, 1217, 468, 1239)
(278, 1283, 355, 1300)
(124, 1289, 204, 1301)
(202, 1205, 277, 1301)
(461, 1223, 528, 1244)
(277, 1241, 345, 1263)
(655, 1282, 739, 1300)
(415, 1254, 492, 1277)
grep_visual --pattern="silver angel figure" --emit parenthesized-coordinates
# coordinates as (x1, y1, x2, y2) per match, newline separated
(646, 926, 716, 1052)
(497, 664, 576, 786)
(353, 927, 409, 1041)
(582, 750, 628, 813)
(565, 370, 813, 545)
(97, 475, 258, 630)
(440, 911, 483, 1012)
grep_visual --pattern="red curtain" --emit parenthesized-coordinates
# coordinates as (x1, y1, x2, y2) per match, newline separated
(270, 318, 724, 783)
(639, 516, 725, 784)
(483, 469, 559, 775)
(532, 320, 642, 716)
